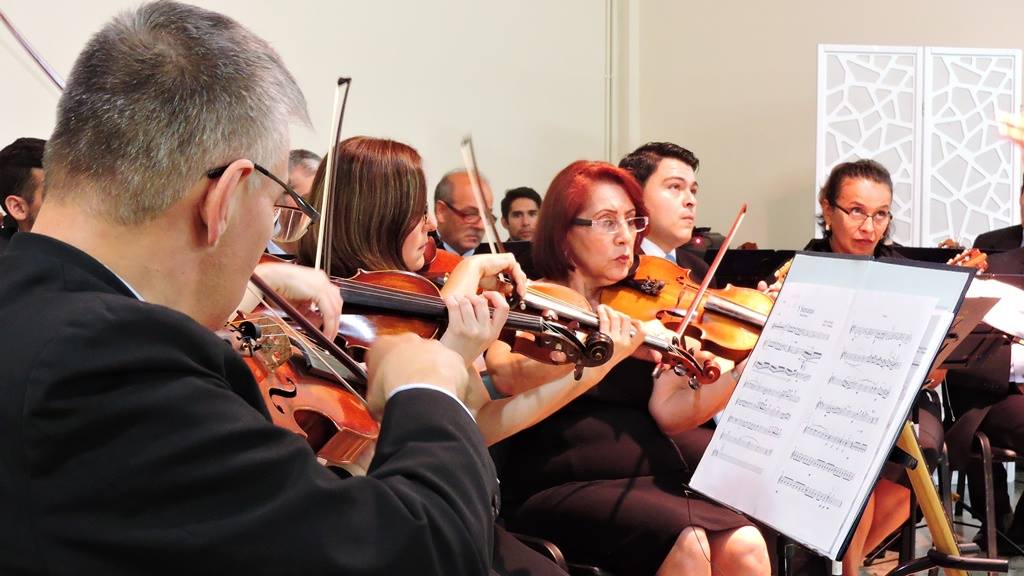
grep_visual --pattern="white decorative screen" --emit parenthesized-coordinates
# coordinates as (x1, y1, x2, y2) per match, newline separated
(816, 45, 1022, 247)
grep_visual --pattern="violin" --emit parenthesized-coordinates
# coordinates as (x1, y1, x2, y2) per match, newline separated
(519, 281, 722, 384)
(601, 255, 773, 363)
(229, 274, 378, 470)
(417, 239, 464, 287)
(333, 268, 613, 372)
(947, 247, 989, 272)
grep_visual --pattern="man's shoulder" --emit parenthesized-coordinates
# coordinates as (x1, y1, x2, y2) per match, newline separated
(974, 225, 1022, 250)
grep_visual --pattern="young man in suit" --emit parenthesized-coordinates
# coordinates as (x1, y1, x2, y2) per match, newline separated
(0, 3, 499, 574)
(974, 183, 1023, 250)
(0, 137, 46, 253)
(619, 141, 710, 279)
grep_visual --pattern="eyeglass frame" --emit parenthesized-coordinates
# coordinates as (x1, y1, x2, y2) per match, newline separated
(206, 162, 320, 222)
(570, 215, 649, 234)
(830, 203, 891, 225)
(438, 199, 488, 224)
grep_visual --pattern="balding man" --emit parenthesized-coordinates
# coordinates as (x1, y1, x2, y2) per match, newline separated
(435, 169, 494, 256)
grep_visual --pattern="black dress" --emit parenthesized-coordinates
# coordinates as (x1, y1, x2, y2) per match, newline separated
(802, 237, 944, 483)
(500, 358, 753, 576)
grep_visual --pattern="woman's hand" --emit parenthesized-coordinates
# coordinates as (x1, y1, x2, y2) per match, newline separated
(439, 291, 510, 364)
(250, 262, 342, 337)
(597, 305, 646, 364)
(442, 253, 528, 300)
(756, 279, 782, 300)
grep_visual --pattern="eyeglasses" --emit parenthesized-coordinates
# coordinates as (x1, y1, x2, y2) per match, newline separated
(207, 162, 320, 243)
(439, 199, 487, 224)
(571, 215, 649, 235)
(831, 203, 891, 225)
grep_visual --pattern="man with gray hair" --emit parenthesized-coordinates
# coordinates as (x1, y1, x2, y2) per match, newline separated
(435, 169, 494, 256)
(0, 3, 497, 575)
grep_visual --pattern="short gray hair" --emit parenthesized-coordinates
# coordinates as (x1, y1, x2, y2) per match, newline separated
(289, 149, 322, 175)
(45, 1, 309, 225)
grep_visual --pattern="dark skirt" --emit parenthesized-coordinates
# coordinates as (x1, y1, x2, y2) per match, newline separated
(509, 474, 752, 576)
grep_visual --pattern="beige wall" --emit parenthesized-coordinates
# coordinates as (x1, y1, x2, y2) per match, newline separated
(1, 0, 610, 216)
(628, 0, 1024, 248)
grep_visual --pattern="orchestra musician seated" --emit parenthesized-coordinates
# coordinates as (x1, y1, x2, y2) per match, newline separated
(0, 137, 46, 253)
(435, 169, 494, 256)
(499, 186, 541, 242)
(0, 4, 503, 574)
(491, 160, 771, 576)
(798, 159, 944, 575)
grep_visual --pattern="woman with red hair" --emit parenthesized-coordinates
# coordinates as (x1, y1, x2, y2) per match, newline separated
(489, 161, 770, 575)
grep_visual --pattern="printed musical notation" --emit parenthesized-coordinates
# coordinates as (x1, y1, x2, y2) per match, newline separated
(802, 425, 868, 452)
(839, 351, 902, 371)
(721, 431, 773, 456)
(711, 447, 764, 474)
(726, 415, 782, 438)
(745, 379, 801, 403)
(849, 324, 912, 345)
(762, 339, 823, 369)
(826, 375, 890, 399)
(751, 360, 811, 382)
(790, 449, 855, 481)
(735, 398, 792, 421)
(778, 475, 843, 509)
(815, 400, 879, 425)
(771, 322, 830, 342)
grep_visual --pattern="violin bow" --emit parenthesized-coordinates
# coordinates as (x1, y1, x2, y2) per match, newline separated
(460, 135, 505, 254)
(654, 203, 748, 380)
(1, 8, 65, 91)
(313, 77, 352, 278)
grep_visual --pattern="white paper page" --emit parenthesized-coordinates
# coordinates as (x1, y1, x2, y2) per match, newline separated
(691, 253, 968, 559)
(967, 278, 1024, 339)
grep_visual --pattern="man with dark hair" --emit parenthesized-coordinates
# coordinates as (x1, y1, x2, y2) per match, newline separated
(435, 169, 493, 255)
(973, 180, 1024, 250)
(618, 141, 706, 275)
(499, 186, 541, 241)
(0, 3, 497, 574)
(0, 137, 46, 252)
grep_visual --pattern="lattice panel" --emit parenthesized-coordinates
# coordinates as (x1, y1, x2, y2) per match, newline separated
(817, 47, 921, 245)
(922, 49, 1021, 247)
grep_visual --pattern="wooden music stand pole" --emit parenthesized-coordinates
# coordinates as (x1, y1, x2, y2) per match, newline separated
(886, 422, 1008, 575)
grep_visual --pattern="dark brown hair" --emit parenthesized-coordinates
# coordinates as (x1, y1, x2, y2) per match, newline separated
(297, 136, 426, 276)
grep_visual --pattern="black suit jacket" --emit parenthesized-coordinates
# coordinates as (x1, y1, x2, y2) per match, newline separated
(945, 247, 1024, 468)
(0, 233, 498, 575)
(974, 224, 1023, 251)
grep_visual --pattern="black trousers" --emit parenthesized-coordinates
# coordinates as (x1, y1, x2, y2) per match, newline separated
(965, 393, 1024, 538)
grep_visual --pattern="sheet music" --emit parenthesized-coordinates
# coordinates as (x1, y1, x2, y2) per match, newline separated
(691, 253, 970, 559)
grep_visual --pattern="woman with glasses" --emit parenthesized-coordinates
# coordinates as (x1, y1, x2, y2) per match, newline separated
(295, 137, 652, 576)
(492, 160, 770, 576)
(801, 159, 943, 575)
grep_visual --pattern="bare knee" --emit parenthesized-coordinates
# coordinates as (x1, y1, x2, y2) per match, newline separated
(658, 527, 711, 576)
(710, 526, 771, 575)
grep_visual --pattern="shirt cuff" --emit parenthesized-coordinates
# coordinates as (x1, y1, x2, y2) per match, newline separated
(388, 383, 477, 421)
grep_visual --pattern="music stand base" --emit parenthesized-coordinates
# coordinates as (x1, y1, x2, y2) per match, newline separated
(885, 548, 1008, 576)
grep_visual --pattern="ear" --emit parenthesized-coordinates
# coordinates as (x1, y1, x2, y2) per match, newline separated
(818, 197, 831, 228)
(3, 195, 27, 220)
(434, 200, 447, 226)
(500, 216, 509, 231)
(200, 159, 254, 247)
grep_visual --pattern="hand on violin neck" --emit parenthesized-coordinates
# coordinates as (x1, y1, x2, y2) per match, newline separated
(364, 334, 472, 420)
(596, 305, 646, 365)
(439, 292, 510, 364)
(250, 262, 342, 338)
(756, 279, 781, 300)
(441, 253, 527, 300)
